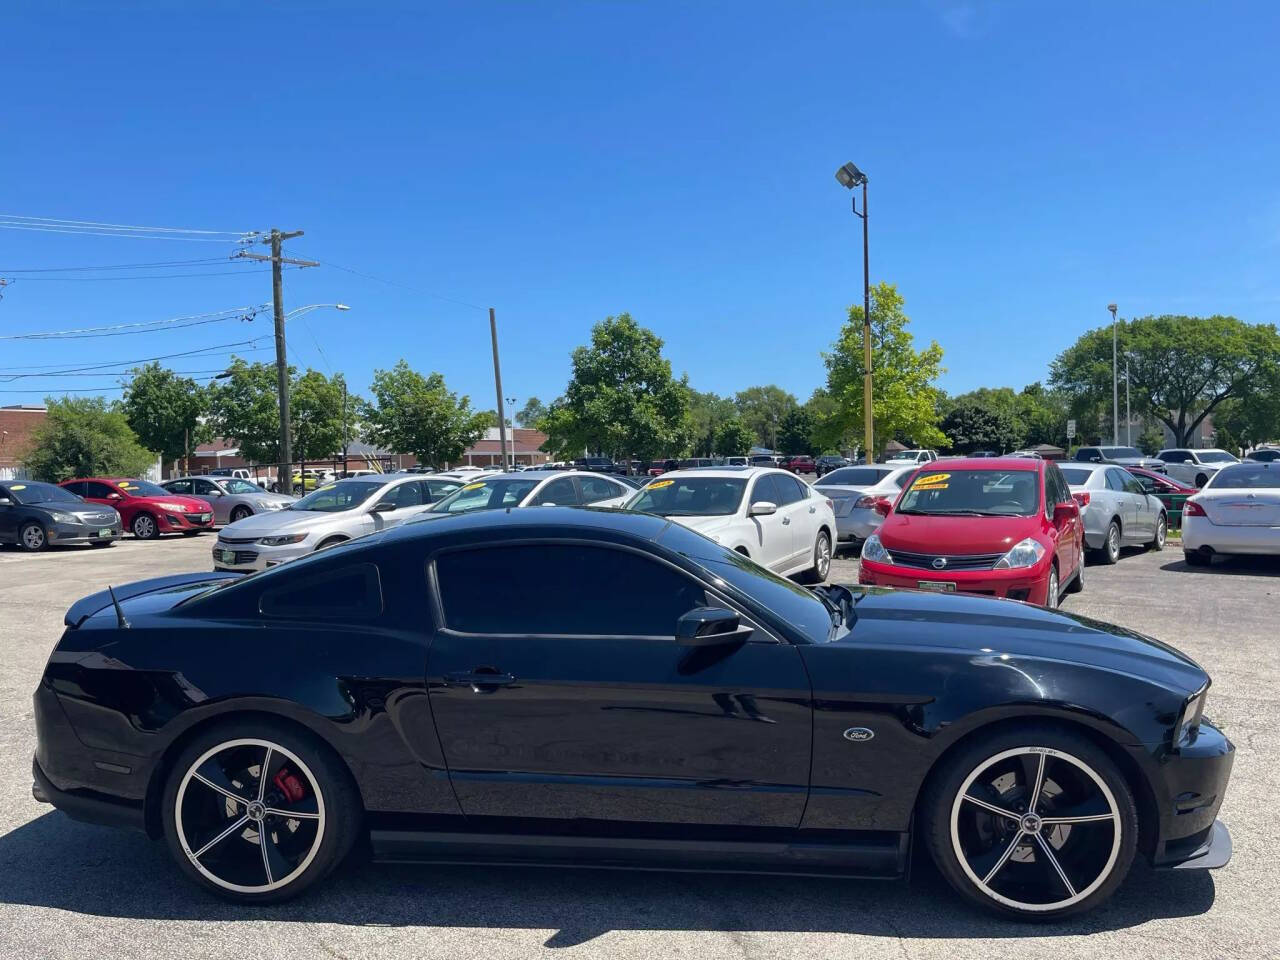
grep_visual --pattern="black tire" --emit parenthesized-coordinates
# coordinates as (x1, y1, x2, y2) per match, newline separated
(230, 506, 253, 523)
(161, 717, 361, 904)
(90, 540, 115, 548)
(1147, 513, 1167, 552)
(1184, 549, 1211, 567)
(182, 530, 203, 537)
(922, 723, 1139, 920)
(1065, 557, 1084, 594)
(316, 536, 348, 551)
(1097, 520, 1121, 565)
(800, 530, 832, 583)
(1043, 564, 1059, 609)
(18, 521, 47, 552)
(132, 512, 160, 540)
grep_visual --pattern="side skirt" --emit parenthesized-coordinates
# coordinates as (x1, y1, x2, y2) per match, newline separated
(370, 829, 909, 879)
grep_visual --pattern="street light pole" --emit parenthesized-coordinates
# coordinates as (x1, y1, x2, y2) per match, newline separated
(1125, 359, 1131, 446)
(489, 308, 509, 471)
(1108, 303, 1119, 446)
(836, 162, 874, 462)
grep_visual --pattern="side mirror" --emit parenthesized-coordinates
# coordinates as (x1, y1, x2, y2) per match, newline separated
(1053, 501, 1079, 525)
(539, 501, 557, 507)
(371, 501, 397, 513)
(748, 500, 777, 517)
(676, 606, 751, 646)
(0, 497, 11, 506)
(1090, 456, 1102, 463)
(108, 492, 123, 500)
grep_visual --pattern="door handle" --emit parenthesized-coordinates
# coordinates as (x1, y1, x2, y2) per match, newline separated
(781, 516, 791, 525)
(445, 668, 517, 693)
(808, 505, 816, 513)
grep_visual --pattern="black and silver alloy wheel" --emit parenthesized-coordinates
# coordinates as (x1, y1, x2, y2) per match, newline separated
(230, 505, 252, 523)
(1044, 567, 1059, 609)
(811, 531, 832, 582)
(19, 521, 47, 552)
(1149, 514, 1167, 551)
(926, 727, 1137, 919)
(132, 513, 158, 539)
(1101, 520, 1121, 564)
(174, 738, 325, 895)
(162, 722, 360, 903)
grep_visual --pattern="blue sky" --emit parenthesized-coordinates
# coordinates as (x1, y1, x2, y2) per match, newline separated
(3, 0, 1279, 415)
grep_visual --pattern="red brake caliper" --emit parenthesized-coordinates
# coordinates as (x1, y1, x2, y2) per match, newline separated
(272, 767, 306, 803)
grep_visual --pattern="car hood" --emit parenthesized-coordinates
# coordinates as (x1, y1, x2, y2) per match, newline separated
(877, 513, 1037, 555)
(131, 494, 212, 511)
(840, 585, 1206, 693)
(668, 514, 740, 539)
(1107, 456, 1166, 469)
(33, 504, 119, 522)
(220, 508, 350, 536)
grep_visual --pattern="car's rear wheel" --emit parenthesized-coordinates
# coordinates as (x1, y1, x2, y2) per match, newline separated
(161, 720, 360, 904)
(1065, 557, 1084, 593)
(1148, 514, 1167, 551)
(132, 513, 159, 539)
(1184, 549, 1211, 567)
(1043, 565, 1059, 609)
(1098, 520, 1121, 564)
(230, 506, 253, 523)
(923, 725, 1138, 919)
(801, 531, 832, 583)
(19, 521, 47, 552)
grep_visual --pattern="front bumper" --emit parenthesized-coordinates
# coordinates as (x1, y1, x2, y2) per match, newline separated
(1182, 515, 1280, 555)
(212, 538, 312, 571)
(47, 521, 120, 545)
(157, 511, 214, 533)
(859, 558, 1051, 604)
(1148, 719, 1235, 868)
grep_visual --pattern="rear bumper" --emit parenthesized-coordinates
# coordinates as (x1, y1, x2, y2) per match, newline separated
(859, 559, 1051, 604)
(32, 756, 145, 832)
(1182, 516, 1280, 554)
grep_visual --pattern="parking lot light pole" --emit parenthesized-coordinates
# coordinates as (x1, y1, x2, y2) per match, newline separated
(836, 162, 874, 462)
(1108, 303, 1119, 446)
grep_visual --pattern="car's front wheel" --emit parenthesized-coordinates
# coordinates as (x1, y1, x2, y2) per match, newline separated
(132, 513, 159, 540)
(18, 521, 47, 552)
(923, 724, 1138, 919)
(1148, 514, 1167, 551)
(161, 720, 361, 903)
(801, 530, 832, 583)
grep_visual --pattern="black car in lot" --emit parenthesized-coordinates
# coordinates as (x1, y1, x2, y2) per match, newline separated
(815, 455, 847, 476)
(0, 480, 121, 551)
(572, 456, 627, 475)
(32, 508, 1232, 917)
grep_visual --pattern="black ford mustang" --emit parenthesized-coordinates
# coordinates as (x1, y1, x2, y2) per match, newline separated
(32, 507, 1233, 918)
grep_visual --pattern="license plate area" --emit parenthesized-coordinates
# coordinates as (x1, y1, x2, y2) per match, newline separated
(917, 580, 957, 593)
(218, 549, 236, 563)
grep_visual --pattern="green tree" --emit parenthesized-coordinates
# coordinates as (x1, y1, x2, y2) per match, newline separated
(1212, 373, 1280, 452)
(362, 360, 490, 467)
(1050, 314, 1280, 447)
(713, 417, 755, 457)
(23, 396, 155, 481)
(777, 406, 815, 455)
(120, 362, 208, 471)
(1016, 382, 1071, 447)
(1137, 424, 1165, 456)
(733, 385, 798, 450)
(941, 397, 1020, 453)
(805, 387, 848, 453)
(206, 358, 284, 465)
(823, 282, 946, 457)
(538, 313, 690, 460)
(515, 397, 547, 429)
(291, 370, 347, 462)
(687, 389, 738, 457)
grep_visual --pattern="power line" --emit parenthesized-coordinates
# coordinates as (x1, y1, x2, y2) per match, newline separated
(0, 345, 270, 372)
(296, 251, 486, 312)
(0, 257, 235, 272)
(0, 222, 251, 243)
(8, 268, 274, 282)
(0, 304, 269, 341)
(0, 339, 272, 380)
(0, 215, 252, 236)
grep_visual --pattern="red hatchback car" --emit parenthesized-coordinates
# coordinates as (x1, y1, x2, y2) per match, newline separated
(58, 477, 215, 540)
(858, 457, 1084, 608)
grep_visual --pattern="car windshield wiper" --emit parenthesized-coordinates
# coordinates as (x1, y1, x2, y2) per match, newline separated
(924, 509, 1012, 517)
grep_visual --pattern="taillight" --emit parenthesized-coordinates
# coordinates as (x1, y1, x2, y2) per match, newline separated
(1072, 491, 1090, 508)
(824, 498, 834, 511)
(855, 495, 893, 516)
(1184, 499, 1207, 517)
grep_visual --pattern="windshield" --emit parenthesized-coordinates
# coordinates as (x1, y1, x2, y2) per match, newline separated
(291, 479, 384, 512)
(1101, 447, 1143, 459)
(4, 481, 82, 505)
(222, 478, 264, 495)
(1198, 450, 1238, 463)
(897, 469, 1040, 517)
(1059, 467, 1095, 485)
(428, 477, 540, 513)
(626, 476, 747, 517)
(819, 467, 891, 486)
(116, 479, 171, 497)
(1206, 464, 1280, 489)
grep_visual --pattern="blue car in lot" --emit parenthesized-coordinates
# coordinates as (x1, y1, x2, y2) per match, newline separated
(0, 480, 121, 552)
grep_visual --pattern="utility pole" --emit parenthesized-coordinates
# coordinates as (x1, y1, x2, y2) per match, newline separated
(489, 308, 509, 470)
(1125, 359, 1132, 446)
(235, 230, 318, 488)
(1108, 303, 1119, 446)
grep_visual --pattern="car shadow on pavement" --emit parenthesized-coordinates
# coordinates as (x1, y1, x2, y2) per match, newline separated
(1160, 554, 1280, 577)
(0, 812, 1216, 946)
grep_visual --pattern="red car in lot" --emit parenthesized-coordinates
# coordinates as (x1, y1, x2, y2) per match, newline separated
(783, 455, 816, 475)
(58, 477, 215, 540)
(857, 457, 1084, 608)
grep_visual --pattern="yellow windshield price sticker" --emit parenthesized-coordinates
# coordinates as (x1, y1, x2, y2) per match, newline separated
(119, 481, 135, 488)
(10, 484, 25, 490)
(913, 473, 950, 487)
(649, 479, 675, 489)
(461, 481, 487, 491)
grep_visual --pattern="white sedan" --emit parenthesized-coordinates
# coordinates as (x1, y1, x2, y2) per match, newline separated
(624, 467, 837, 581)
(418, 470, 633, 515)
(1182, 461, 1280, 565)
(1156, 448, 1240, 487)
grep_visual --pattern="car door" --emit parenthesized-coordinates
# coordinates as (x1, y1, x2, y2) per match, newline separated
(371, 478, 432, 529)
(1159, 451, 1191, 485)
(774, 472, 820, 566)
(527, 475, 581, 507)
(190, 477, 231, 524)
(0, 484, 17, 542)
(1045, 464, 1080, 579)
(1104, 468, 1140, 541)
(746, 474, 794, 570)
(578, 474, 630, 508)
(1120, 471, 1154, 538)
(425, 540, 813, 832)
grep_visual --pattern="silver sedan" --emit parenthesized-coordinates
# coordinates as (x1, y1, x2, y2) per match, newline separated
(1059, 462, 1168, 562)
(160, 475, 295, 525)
(813, 464, 915, 548)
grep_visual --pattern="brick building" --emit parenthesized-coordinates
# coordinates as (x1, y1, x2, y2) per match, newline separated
(0, 405, 47, 479)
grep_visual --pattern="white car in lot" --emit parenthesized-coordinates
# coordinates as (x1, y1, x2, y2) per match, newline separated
(813, 464, 916, 548)
(1156, 448, 1239, 488)
(1059, 462, 1168, 561)
(885, 449, 938, 466)
(418, 470, 633, 516)
(212, 474, 461, 571)
(623, 467, 837, 581)
(1182, 461, 1280, 565)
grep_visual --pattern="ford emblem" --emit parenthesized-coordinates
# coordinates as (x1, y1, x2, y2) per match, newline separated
(931, 557, 947, 570)
(843, 727, 875, 742)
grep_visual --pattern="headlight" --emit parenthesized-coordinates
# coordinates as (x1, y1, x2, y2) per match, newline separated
(258, 533, 307, 546)
(157, 502, 188, 513)
(254, 499, 277, 510)
(49, 510, 78, 523)
(993, 536, 1046, 570)
(1175, 683, 1208, 745)
(861, 533, 893, 564)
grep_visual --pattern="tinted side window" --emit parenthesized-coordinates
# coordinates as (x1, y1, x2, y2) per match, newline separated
(1075, 448, 1098, 461)
(773, 474, 806, 505)
(530, 476, 580, 506)
(383, 481, 424, 508)
(193, 478, 220, 495)
(1122, 474, 1146, 495)
(424, 479, 459, 502)
(83, 481, 115, 498)
(579, 475, 624, 504)
(750, 474, 781, 506)
(260, 563, 383, 619)
(61, 481, 86, 496)
(1104, 469, 1126, 491)
(1161, 451, 1188, 463)
(435, 544, 707, 637)
(165, 479, 193, 494)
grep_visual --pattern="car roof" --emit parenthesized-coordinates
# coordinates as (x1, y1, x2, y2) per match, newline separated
(913, 457, 1041, 472)
(640, 466, 788, 480)
(389, 504, 672, 545)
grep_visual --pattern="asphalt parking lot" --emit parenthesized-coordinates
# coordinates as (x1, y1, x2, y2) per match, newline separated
(1, 533, 1277, 959)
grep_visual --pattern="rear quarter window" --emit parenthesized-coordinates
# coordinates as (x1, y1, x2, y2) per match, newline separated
(259, 563, 384, 620)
